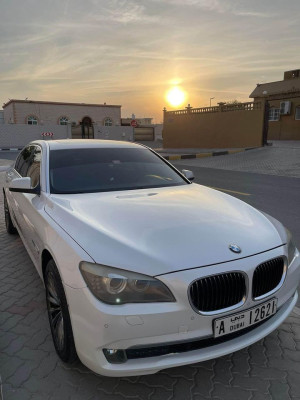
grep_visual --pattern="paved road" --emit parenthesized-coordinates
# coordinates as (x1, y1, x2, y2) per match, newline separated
(172, 145, 300, 178)
(1, 147, 300, 400)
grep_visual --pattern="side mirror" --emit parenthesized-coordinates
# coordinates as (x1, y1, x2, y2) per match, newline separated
(9, 177, 40, 195)
(182, 169, 194, 181)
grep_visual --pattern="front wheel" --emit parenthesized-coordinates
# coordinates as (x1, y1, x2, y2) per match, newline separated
(45, 259, 77, 363)
(4, 193, 17, 234)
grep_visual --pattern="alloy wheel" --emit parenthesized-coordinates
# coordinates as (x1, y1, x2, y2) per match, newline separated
(4, 196, 9, 230)
(46, 271, 65, 351)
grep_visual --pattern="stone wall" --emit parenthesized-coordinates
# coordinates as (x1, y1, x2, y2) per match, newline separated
(163, 102, 265, 148)
(93, 125, 134, 141)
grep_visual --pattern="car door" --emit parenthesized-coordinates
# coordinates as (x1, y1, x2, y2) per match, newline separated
(24, 145, 44, 265)
(19, 145, 44, 265)
(10, 145, 43, 264)
(6, 145, 33, 235)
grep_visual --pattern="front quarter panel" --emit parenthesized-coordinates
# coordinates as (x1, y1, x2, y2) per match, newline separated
(39, 208, 94, 288)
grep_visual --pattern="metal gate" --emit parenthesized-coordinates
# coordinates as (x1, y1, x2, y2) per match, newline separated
(81, 116, 94, 139)
(134, 127, 154, 141)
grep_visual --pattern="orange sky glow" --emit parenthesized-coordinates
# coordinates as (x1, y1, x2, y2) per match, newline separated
(1, 0, 300, 123)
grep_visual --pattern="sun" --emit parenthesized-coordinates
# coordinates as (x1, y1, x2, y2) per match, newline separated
(166, 86, 186, 108)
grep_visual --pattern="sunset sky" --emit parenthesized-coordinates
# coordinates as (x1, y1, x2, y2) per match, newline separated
(1, 0, 300, 122)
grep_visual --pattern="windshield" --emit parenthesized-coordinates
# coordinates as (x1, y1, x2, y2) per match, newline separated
(49, 147, 188, 194)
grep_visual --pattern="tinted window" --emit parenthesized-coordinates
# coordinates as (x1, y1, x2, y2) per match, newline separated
(49, 148, 187, 194)
(14, 153, 22, 172)
(27, 146, 41, 187)
(15, 146, 41, 187)
(15, 146, 32, 177)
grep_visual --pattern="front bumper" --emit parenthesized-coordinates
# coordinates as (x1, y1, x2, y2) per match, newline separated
(64, 246, 300, 377)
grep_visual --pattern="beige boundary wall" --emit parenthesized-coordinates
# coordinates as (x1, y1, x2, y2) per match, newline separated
(0, 123, 165, 149)
(73, 124, 162, 142)
(163, 102, 265, 148)
(94, 124, 163, 142)
(0, 124, 135, 148)
(0, 124, 70, 148)
(94, 125, 134, 141)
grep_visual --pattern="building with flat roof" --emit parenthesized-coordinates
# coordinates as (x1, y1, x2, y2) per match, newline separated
(2, 99, 121, 126)
(3, 99, 122, 140)
(249, 69, 300, 140)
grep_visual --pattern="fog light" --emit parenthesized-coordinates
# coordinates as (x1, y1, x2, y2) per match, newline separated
(103, 349, 127, 364)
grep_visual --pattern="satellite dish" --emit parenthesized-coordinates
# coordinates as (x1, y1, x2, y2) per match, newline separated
(263, 91, 268, 95)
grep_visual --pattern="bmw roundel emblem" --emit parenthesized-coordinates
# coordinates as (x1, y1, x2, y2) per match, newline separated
(229, 244, 242, 254)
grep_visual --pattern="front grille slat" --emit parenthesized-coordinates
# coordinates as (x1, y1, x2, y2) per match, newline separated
(204, 278, 209, 311)
(224, 273, 230, 307)
(189, 272, 246, 313)
(215, 275, 220, 310)
(264, 262, 269, 293)
(252, 257, 284, 299)
(197, 280, 202, 310)
(236, 274, 241, 303)
(208, 277, 213, 311)
(201, 281, 205, 310)
(231, 273, 236, 305)
(237, 273, 242, 304)
(258, 264, 263, 297)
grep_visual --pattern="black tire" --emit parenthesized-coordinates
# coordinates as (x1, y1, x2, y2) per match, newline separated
(45, 259, 77, 363)
(3, 193, 17, 234)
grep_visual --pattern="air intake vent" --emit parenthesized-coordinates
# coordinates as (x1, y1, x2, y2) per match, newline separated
(252, 257, 285, 299)
(189, 272, 246, 313)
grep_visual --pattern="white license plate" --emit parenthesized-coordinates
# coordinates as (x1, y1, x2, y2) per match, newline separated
(214, 298, 277, 338)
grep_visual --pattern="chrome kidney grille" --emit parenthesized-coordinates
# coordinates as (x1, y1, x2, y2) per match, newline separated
(189, 272, 246, 313)
(252, 257, 285, 300)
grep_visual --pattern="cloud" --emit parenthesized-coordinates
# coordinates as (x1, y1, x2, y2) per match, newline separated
(0, 0, 299, 120)
(151, 0, 274, 18)
(87, 0, 164, 24)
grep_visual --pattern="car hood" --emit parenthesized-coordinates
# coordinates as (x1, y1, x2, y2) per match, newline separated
(45, 184, 284, 276)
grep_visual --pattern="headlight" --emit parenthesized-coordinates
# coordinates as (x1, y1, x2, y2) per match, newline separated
(79, 262, 176, 305)
(286, 228, 297, 266)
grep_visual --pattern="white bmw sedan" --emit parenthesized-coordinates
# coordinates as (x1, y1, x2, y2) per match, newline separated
(3, 140, 300, 377)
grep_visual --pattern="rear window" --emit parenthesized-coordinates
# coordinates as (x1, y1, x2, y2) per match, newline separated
(49, 147, 187, 194)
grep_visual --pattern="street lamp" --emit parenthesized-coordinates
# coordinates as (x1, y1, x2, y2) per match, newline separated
(210, 97, 215, 107)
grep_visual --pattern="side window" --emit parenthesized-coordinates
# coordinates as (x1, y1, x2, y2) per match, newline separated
(15, 146, 33, 177)
(14, 153, 22, 172)
(27, 146, 41, 187)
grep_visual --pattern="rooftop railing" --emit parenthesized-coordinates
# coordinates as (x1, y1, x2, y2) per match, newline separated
(165, 102, 261, 116)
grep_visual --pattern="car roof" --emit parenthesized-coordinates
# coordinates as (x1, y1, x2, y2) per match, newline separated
(32, 139, 146, 150)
